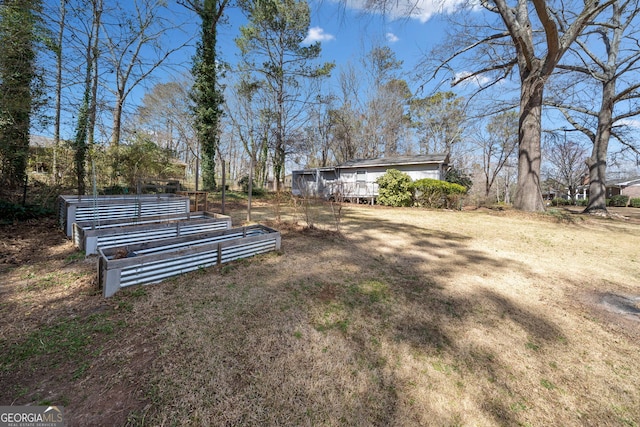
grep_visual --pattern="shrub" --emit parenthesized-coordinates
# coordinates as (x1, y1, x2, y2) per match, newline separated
(0, 200, 53, 224)
(630, 198, 640, 208)
(609, 195, 629, 207)
(575, 198, 589, 206)
(551, 198, 570, 206)
(445, 167, 473, 190)
(238, 176, 266, 196)
(376, 169, 414, 207)
(101, 184, 129, 195)
(238, 175, 254, 193)
(413, 178, 467, 209)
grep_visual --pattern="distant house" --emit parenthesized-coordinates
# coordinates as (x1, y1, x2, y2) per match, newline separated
(607, 177, 640, 202)
(292, 154, 449, 204)
(545, 175, 640, 205)
(29, 135, 61, 174)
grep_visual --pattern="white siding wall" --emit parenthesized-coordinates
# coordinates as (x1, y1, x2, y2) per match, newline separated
(294, 163, 444, 199)
(337, 165, 442, 197)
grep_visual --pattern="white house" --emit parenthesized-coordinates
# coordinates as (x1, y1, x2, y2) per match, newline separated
(292, 154, 449, 203)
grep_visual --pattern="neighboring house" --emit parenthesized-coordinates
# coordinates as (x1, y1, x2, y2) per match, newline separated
(545, 175, 640, 205)
(607, 176, 640, 202)
(292, 154, 449, 204)
(29, 135, 57, 173)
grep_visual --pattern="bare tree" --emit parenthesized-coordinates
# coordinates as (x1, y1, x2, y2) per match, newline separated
(427, 0, 612, 211)
(361, 46, 408, 157)
(329, 63, 363, 163)
(548, 0, 640, 214)
(226, 76, 272, 221)
(299, 92, 336, 168)
(51, 0, 66, 185)
(102, 0, 188, 146)
(544, 133, 588, 202)
(136, 79, 196, 160)
(410, 91, 466, 156)
(475, 111, 519, 200)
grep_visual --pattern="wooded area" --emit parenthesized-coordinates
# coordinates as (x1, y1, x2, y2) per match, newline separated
(1, 0, 640, 213)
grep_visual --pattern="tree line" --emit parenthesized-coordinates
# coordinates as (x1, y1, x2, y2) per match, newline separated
(1, 0, 639, 215)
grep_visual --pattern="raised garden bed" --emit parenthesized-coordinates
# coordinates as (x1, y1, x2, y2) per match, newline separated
(98, 225, 281, 297)
(57, 194, 191, 237)
(73, 212, 232, 255)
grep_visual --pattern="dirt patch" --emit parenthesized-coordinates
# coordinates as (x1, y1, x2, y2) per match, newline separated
(578, 290, 640, 341)
(598, 293, 640, 316)
(0, 217, 161, 426)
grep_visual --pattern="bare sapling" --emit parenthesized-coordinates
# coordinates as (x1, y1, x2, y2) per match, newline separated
(330, 183, 347, 233)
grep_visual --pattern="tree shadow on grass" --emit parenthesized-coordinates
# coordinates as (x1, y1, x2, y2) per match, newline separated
(212, 213, 572, 426)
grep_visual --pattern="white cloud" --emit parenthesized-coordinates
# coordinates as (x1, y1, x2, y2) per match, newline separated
(386, 32, 399, 43)
(303, 27, 336, 44)
(343, 0, 467, 23)
(454, 71, 492, 87)
(617, 118, 640, 129)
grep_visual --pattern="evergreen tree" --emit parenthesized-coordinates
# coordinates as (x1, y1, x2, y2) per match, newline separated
(236, 0, 333, 190)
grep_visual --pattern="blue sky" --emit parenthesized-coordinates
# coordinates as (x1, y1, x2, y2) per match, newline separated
(39, 0, 640, 174)
(41, 0, 472, 140)
(172, 0, 471, 97)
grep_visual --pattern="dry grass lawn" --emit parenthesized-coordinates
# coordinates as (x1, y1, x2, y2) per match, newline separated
(1, 201, 639, 426)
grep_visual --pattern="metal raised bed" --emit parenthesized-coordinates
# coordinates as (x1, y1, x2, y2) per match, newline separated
(73, 212, 232, 255)
(98, 225, 281, 298)
(57, 194, 190, 237)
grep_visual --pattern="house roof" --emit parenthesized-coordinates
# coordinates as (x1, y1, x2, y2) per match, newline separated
(29, 135, 56, 148)
(292, 166, 336, 174)
(336, 154, 449, 169)
(292, 154, 450, 174)
(607, 176, 640, 187)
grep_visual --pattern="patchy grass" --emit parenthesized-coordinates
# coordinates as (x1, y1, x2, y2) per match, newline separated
(1, 206, 639, 426)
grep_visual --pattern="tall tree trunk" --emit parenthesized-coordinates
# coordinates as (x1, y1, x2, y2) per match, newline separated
(87, 0, 101, 148)
(514, 72, 545, 212)
(73, 52, 93, 195)
(0, 0, 38, 190)
(53, 0, 66, 185)
(247, 157, 254, 222)
(111, 93, 124, 146)
(190, 0, 226, 191)
(584, 79, 615, 215)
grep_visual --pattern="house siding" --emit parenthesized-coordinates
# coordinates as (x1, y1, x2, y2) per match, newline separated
(622, 185, 640, 199)
(292, 156, 447, 201)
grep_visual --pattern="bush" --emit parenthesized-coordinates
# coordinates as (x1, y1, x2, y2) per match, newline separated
(101, 184, 129, 195)
(575, 198, 589, 206)
(551, 198, 570, 206)
(413, 178, 467, 209)
(609, 195, 629, 207)
(238, 176, 266, 196)
(0, 200, 53, 224)
(445, 167, 473, 190)
(376, 169, 414, 207)
(630, 198, 640, 208)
